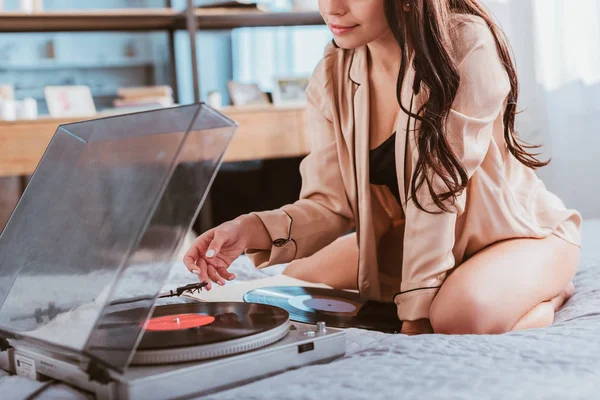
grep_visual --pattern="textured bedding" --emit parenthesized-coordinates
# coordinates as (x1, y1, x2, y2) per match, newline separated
(2, 220, 600, 399)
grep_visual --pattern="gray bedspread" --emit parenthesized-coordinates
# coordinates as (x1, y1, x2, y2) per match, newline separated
(3, 220, 600, 399)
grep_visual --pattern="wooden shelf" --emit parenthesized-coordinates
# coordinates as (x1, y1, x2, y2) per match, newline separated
(0, 9, 324, 33)
(192, 10, 324, 29)
(0, 106, 310, 177)
(0, 9, 180, 32)
(0, 59, 154, 70)
(0, 9, 320, 175)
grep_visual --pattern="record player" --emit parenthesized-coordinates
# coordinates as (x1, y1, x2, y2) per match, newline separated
(0, 104, 345, 399)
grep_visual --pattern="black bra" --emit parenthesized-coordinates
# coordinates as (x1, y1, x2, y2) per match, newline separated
(369, 132, 401, 205)
(369, 94, 415, 207)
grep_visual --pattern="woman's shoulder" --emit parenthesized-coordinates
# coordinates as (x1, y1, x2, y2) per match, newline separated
(450, 13, 497, 66)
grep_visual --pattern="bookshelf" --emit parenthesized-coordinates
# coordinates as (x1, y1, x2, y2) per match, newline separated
(0, 5, 324, 103)
(0, 9, 180, 32)
(0, 7, 323, 32)
(0, 4, 325, 229)
(182, 3, 324, 101)
(192, 9, 324, 29)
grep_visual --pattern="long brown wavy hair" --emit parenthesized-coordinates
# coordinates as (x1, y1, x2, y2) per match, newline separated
(384, 0, 548, 213)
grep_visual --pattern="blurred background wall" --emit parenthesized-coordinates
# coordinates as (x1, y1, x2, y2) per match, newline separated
(0, 0, 598, 232)
(484, 0, 600, 219)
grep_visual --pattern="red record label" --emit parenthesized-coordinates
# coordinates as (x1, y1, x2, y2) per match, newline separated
(145, 314, 215, 331)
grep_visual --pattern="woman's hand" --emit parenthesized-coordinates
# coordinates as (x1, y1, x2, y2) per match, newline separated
(183, 214, 271, 290)
(401, 319, 434, 335)
(183, 220, 245, 290)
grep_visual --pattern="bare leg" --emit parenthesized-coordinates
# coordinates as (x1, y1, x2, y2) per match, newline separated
(283, 233, 359, 290)
(430, 234, 580, 335)
(511, 281, 575, 331)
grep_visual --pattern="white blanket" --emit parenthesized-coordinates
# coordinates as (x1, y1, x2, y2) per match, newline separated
(3, 220, 600, 400)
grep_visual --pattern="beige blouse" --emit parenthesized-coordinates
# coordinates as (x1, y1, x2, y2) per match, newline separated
(245, 14, 582, 322)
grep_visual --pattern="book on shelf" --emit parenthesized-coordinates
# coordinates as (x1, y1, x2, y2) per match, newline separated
(113, 85, 174, 109)
(113, 97, 173, 108)
(116, 85, 172, 99)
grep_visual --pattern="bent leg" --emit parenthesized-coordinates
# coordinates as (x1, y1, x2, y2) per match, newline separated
(511, 281, 575, 331)
(283, 232, 359, 290)
(430, 235, 580, 335)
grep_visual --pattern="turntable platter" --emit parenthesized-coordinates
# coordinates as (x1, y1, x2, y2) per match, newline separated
(106, 302, 290, 365)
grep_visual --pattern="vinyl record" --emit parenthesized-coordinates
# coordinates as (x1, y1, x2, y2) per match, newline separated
(92, 302, 290, 364)
(243, 286, 403, 333)
(141, 302, 288, 350)
(102, 302, 289, 351)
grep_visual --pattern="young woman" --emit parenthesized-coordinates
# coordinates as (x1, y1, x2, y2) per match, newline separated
(184, 0, 581, 336)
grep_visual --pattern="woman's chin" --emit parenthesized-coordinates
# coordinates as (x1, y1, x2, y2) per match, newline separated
(332, 38, 362, 50)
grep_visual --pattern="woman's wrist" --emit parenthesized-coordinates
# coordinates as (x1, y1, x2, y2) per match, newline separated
(234, 213, 272, 251)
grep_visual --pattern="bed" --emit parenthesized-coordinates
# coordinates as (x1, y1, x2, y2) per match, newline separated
(2, 219, 600, 399)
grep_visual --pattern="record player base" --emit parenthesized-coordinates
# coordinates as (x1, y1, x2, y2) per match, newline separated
(7, 323, 345, 400)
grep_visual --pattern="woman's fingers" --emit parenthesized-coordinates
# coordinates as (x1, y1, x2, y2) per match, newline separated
(216, 267, 236, 282)
(183, 246, 200, 274)
(184, 231, 212, 272)
(196, 258, 212, 291)
(206, 230, 228, 259)
(183, 228, 238, 291)
(207, 265, 225, 287)
(206, 256, 236, 281)
(205, 255, 229, 270)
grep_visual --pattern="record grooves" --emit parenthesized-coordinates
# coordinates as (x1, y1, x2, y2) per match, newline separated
(96, 302, 291, 364)
(137, 303, 288, 350)
(244, 286, 403, 333)
(137, 302, 290, 365)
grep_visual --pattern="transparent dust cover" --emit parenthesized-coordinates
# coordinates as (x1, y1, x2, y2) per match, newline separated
(0, 104, 236, 372)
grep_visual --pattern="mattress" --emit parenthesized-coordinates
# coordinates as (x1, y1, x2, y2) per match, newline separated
(2, 220, 600, 400)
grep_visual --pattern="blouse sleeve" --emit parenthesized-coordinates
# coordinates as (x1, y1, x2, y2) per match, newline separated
(245, 65, 355, 268)
(394, 23, 511, 321)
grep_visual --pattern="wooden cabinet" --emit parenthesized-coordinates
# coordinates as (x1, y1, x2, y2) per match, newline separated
(0, 177, 20, 232)
(223, 106, 308, 162)
(0, 106, 310, 178)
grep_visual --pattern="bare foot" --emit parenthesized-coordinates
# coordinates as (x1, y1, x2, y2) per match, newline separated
(550, 281, 575, 311)
(510, 281, 574, 332)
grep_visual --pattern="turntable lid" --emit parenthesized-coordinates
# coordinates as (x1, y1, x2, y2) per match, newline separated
(0, 104, 236, 372)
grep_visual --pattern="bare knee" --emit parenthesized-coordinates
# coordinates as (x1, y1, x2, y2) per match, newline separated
(283, 259, 314, 281)
(430, 286, 512, 335)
